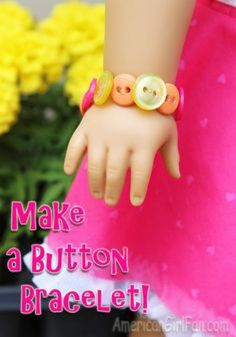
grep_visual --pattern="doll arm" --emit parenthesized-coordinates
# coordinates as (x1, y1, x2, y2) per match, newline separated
(64, 0, 195, 207)
(105, 0, 195, 81)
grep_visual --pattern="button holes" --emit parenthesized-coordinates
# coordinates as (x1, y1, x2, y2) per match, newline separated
(116, 86, 131, 94)
(145, 87, 153, 95)
(116, 86, 122, 93)
(166, 95, 175, 103)
(143, 87, 158, 97)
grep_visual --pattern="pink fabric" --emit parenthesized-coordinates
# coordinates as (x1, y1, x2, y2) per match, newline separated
(48, 1, 236, 335)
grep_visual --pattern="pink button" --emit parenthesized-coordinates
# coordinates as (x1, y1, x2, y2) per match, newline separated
(174, 87, 185, 121)
(80, 79, 97, 116)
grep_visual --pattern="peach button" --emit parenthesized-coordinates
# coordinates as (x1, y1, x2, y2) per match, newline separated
(111, 74, 135, 106)
(158, 83, 180, 115)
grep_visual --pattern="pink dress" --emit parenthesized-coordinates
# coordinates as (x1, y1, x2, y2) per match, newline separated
(25, 1, 236, 336)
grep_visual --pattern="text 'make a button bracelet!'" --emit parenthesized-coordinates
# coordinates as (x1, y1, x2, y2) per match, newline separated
(80, 71, 184, 120)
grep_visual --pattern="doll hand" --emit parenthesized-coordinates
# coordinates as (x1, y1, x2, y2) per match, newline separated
(64, 102, 180, 207)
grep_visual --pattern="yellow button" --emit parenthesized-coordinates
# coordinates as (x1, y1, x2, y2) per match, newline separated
(132, 74, 167, 111)
(94, 71, 114, 105)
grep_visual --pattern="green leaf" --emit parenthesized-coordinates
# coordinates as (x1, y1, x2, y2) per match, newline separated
(0, 82, 81, 254)
(40, 183, 67, 205)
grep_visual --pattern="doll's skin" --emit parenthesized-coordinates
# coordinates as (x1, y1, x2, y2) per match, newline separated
(64, 0, 195, 208)
(65, 0, 195, 335)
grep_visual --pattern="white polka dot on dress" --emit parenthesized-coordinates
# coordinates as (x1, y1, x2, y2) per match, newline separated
(225, 192, 236, 203)
(199, 118, 209, 128)
(217, 73, 226, 85)
(161, 262, 169, 272)
(229, 305, 236, 316)
(186, 175, 195, 185)
(190, 18, 198, 27)
(176, 220, 184, 229)
(206, 246, 216, 256)
(109, 210, 119, 220)
(191, 289, 200, 300)
(138, 206, 144, 213)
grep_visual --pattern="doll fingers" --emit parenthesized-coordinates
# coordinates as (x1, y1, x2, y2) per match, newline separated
(88, 145, 106, 199)
(105, 149, 129, 206)
(160, 137, 181, 179)
(130, 150, 155, 207)
(64, 132, 87, 175)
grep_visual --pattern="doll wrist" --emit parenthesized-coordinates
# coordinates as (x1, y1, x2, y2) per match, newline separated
(80, 71, 184, 120)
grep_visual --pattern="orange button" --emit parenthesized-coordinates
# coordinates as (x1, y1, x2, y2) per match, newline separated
(111, 74, 135, 106)
(158, 83, 180, 115)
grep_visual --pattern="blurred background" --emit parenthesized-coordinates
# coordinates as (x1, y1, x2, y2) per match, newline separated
(0, 0, 135, 336)
(18, 0, 103, 18)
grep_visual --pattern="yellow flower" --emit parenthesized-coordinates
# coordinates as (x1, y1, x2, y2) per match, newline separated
(0, 66, 17, 83)
(0, 1, 105, 135)
(19, 75, 44, 95)
(0, 1, 34, 34)
(0, 124, 11, 135)
(0, 1, 33, 135)
(16, 31, 66, 94)
(40, 1, 105, 105)
(0, 80, 19, 136)
(39, 2, 105, 63)
(65, 53, 103, 105)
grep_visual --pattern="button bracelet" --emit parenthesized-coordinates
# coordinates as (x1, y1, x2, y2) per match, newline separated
(80, 71, 184, 119)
